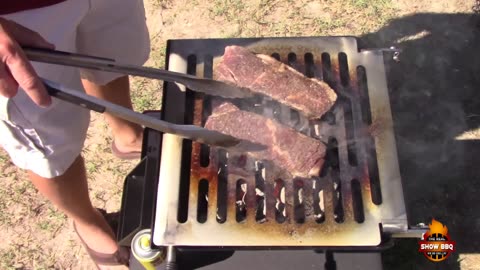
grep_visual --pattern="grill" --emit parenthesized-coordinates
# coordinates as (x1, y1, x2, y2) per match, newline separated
(147, 37, 407, 248)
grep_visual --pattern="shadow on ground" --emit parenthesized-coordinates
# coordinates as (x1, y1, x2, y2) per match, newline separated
(359, 10, 480, 270)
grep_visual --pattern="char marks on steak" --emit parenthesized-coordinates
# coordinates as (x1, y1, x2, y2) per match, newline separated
(215, 46, 337, 119)
(205, 102, 326, 178)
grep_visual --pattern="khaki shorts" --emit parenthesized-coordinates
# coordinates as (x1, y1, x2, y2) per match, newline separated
(0, 0, 150, 178)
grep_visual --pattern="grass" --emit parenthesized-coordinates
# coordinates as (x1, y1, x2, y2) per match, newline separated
(0, 243, 57, 270)
(36, 207, 66, 235)
(0, 152, 8, 163)
(85, 160, 99, 174)
(0, 193, 9, 226)
(47, 206, 66, 222)
(207, 0, 395, 38)
(210, 0, 246, 21)
(130, 37, 164, 112)
(130, 78, 163, 112)
(209, 0, 275, 36)
(37, 221, 52, 231)
(0, 248, 17, 270)
(149, 44, 167, 68)
(152, 0, 172, 8)
(352, 0, 391, 8)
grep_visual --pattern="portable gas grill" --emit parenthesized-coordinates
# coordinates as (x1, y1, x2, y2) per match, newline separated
(117, 37, 425, 269)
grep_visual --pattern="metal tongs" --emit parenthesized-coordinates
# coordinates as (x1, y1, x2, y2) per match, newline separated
(24, 47, 265, 152)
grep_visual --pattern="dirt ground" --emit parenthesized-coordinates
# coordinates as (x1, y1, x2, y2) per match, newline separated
(0, 0, 479, 269)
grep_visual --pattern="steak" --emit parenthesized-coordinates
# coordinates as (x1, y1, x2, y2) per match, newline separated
(214, 46, 337, 119)
(205, 102, 326, 178)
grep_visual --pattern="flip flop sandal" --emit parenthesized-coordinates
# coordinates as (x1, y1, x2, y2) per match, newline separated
(111, 140, 141, 160)
(73, 212, 130, 269)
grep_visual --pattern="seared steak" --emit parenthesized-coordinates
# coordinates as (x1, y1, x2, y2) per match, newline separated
(205, 102, 325, 178)
(215, 46, 337, 119)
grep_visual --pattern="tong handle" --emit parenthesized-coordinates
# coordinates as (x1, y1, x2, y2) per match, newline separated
(43, 82, 106, 113)
(23, 46, 204, 81)
(24, 46, 116, 63)
(23, 46, 254, 99)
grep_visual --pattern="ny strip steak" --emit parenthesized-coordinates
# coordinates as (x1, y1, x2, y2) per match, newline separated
(205, 102, 326, 178)
(214, 46, 337, 119)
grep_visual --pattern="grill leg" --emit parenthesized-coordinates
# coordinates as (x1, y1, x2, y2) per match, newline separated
(165, 246, 177, 270)
(325, 251, 337, 270)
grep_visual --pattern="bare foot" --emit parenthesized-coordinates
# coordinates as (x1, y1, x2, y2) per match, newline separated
(113, 135, 142, 154)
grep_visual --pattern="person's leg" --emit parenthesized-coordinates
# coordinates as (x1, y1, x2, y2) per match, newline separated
(76, 0, 149, 157)
(82, 76, 143, 154)
(28, 155, 128, 270)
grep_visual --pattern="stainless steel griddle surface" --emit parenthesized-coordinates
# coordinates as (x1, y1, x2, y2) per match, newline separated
(153, 37, 406, 247)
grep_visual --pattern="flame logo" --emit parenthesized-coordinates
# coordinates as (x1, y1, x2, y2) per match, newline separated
(424, 218, 448, 239)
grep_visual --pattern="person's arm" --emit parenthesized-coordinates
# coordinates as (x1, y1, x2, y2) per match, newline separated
(0, 18, 54, 107)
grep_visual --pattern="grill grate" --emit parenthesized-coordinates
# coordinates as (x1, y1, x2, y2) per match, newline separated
(153, 37, 406, 247)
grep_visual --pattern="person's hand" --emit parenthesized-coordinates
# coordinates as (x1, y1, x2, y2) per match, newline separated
(0, 18, 54, 107)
